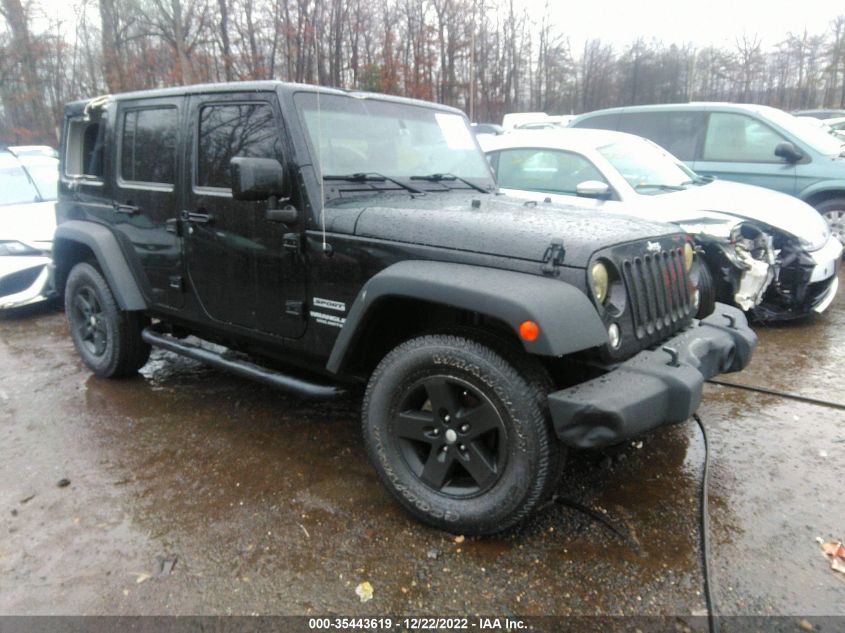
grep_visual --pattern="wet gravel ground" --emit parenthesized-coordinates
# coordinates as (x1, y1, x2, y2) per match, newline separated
(1, 271, 844, 618)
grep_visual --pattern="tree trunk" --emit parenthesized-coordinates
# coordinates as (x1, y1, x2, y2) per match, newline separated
(218, 0, 233, 81)
(1, 0, 54, 139)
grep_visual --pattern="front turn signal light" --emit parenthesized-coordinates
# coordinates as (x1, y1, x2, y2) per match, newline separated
(519, 320, 540, 341)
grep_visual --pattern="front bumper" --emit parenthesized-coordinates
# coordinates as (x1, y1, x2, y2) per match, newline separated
(548, 304, 756, 448)
(0, 256, 55, 309)
(753, 237, 841, 320)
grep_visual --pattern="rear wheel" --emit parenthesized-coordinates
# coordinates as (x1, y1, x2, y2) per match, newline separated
(815, 197, 845, 247)
(65, 262, 150, 378)
(362, 334, 558, 535)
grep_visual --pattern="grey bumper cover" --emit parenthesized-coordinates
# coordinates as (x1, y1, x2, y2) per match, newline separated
(549, 303, 756, 448)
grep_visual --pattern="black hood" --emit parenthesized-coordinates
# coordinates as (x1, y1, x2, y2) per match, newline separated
(342, 193, 681, 267)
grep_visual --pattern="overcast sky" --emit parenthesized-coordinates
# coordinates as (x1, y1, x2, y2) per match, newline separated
(33, 0, 843, 50)
(530, 0, 841, 48)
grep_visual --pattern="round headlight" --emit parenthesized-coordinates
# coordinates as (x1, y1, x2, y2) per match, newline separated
(683, 242, 694, 272)
(591, 261, 609, 303)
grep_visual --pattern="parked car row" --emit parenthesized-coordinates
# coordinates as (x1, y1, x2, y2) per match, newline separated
(0, 83, 839, 534)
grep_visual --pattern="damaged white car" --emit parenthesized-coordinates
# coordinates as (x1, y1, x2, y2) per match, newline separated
(0, 150, 58, 310)
(481, 129, 842, 320)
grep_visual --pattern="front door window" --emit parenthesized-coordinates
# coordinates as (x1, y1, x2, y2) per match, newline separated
(703, 113, 788, 163)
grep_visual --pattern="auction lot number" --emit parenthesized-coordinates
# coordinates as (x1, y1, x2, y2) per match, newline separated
(309, 617, 526, 630)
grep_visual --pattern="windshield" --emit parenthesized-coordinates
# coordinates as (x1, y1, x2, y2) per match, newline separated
(21, 161, 59, 200)
(597, 138, 698, 194)
(0, 156, 42, 205)
(763, 107, 845, 155)
(294, 92, 493, 186)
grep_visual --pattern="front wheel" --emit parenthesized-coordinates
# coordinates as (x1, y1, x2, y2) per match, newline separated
(362, 334, 558, 535)
(815, 197, 845, 247)
(65, 262, 150, 378)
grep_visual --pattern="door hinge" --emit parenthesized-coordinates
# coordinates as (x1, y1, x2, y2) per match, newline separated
(285, 300, 305, 318)
(283, 232, 301, 253)
(541, 240, 566, 276)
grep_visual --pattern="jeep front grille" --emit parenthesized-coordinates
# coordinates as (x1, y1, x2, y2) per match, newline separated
(622, 248, 692, 340)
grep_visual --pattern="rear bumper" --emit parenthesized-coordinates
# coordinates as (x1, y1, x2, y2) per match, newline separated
(548, 304, 756, 448)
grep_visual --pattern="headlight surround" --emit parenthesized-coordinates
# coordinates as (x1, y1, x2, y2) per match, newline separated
(591, 261, 609, 304)
(683, 242, 695, 272)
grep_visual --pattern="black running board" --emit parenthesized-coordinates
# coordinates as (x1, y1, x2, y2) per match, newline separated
(141, 328, 348, 400)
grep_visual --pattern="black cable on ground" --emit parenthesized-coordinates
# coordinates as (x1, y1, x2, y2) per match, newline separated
(550, 495, 634, 545)
(694, 412, 718, 633)
(707, 379, 845, 411)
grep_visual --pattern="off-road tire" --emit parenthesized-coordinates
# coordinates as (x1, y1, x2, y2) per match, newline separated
(362, 334, 557, 535)
(65, 262, 150, 378)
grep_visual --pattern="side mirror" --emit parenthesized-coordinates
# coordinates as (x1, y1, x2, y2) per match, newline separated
(575, 180, 611, 199)
(774, 142, 804, 163)
(230, 156, 285, 201)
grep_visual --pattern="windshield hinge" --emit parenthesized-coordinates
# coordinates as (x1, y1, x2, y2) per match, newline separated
(541, 240, 566, 276)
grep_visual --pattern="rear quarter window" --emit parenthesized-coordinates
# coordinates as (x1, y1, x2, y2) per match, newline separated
(64, 116, 106, 180)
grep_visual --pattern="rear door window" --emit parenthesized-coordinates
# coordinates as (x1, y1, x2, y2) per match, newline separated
(120, 107, 177, 186)
(702, 112, 788, 163)
(613, 111, 705, 161)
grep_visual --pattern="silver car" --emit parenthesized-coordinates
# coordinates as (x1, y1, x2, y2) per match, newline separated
(480, 129, 842, 320)
(0, 150, 57, 309)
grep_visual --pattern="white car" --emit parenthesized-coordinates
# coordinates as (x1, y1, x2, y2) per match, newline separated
(480, 129, 842, 320)
(0, 150, 58, 309)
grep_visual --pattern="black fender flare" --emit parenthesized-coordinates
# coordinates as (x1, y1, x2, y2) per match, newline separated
(53, 221, 147, 311)
(326, 260, 608, 373)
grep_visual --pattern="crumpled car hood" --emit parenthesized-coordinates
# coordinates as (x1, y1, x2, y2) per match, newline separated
(631, 180, 829, 249)
(0, 200, 56, 247)
(351, 193, 682, 267)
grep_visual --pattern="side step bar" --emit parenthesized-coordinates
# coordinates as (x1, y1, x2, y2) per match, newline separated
(141, 328, 348, 400)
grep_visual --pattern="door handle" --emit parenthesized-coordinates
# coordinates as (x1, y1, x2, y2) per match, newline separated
(182, 210, 213, 225)
(114, 202, 139, 215)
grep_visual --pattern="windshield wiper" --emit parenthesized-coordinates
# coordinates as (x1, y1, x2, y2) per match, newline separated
(635, 183, 687, 191)
(410, 173, 490, 194)
(323, 172, 425, 195)
(680, 176, 712, 186)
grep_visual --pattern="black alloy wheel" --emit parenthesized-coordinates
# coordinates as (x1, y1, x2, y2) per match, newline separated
(392, 375, 507, 497)
(70, 286, 108, 357)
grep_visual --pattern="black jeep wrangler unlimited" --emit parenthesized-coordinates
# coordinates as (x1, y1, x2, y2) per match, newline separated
(54, 82, 756, 535)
